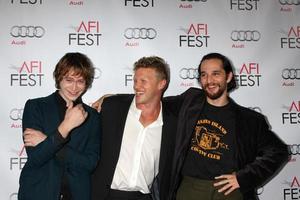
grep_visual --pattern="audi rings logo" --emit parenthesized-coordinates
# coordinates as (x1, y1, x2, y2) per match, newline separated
(289, 144, 300, 155)
(248, 107, 262, 113)
(10, 26, 45, 38)
(124, 28, 157, 39)
(10, 108, 23, 121)
(9, 193, 18, 200)
(279, 0, 300, 5)
(282, 68, 300, 80)
(94, 68, 102, 79)
(256, 187, 264, 195)
(231, 30, 261, 42)
(179, 68, 199, 79)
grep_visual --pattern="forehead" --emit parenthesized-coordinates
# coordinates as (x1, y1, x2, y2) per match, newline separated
(200, 58, 224, 72)
(64, 69, 84, 79)
(134, 67, 157, 77)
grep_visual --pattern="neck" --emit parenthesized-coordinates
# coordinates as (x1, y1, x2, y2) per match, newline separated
(206, 95, 229, 107)
(136, 99, 161, 127)
(58, 90, 72, 106)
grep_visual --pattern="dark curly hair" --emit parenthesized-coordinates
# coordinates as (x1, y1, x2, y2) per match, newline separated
(198, 52, 237, 92)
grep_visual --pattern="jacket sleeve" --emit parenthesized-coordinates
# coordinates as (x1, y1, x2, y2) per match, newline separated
(64, 111, 101, 172)
(236, 114, 289, 193)
(22, 99, 68, 169)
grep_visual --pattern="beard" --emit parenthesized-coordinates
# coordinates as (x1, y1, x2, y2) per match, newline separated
(203, 83, 226, 100)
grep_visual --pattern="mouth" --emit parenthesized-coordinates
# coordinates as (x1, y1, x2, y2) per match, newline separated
(68, 91, 81, 97)
(135, 91, 144, 96)
(206, 84, 218, 91)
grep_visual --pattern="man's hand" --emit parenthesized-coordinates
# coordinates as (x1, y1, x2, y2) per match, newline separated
(58, 101, 88, 138)
(91, 94, 114, 112)
(23, 128, 47, 147)
(213, 173, 240, 195)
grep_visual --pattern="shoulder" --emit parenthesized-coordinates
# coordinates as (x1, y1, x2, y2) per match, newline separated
(182, 87, 205, 98)
(84, 104, 99, 116)
(232, 101, 265, 121)
(103, 94, 134, 106)
(24, 93, 55, 108)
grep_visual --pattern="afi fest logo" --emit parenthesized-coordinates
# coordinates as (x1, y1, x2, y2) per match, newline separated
(179, 23, 210, 48)
(124, 66, 133, 87)
(10, 145, 27, 171)
(280, 25, 300, 49)
(124, 0, 154, 7)
(283, 177, 300, 200)
(68, 21, 101, 46)
(231, 30, 261, 48)
(11, 0, 42, 4)
(230, 0, 260, 11)
(282, 101, 300, 124)
(10, 60, 44, 87)
(10, 108, 23, 129)
(282, 68, 300, 87)
(235, 62, 261, 87)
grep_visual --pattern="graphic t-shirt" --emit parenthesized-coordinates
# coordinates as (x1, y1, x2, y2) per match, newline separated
(182, 101, 237, 180)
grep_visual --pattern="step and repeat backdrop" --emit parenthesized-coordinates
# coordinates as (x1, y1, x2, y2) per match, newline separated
(0, 0, 299, 199)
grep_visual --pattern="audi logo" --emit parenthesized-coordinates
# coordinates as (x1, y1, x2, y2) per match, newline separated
(124, 28, 157, 39)
(231, 30, 261, 42)
(279, 0, 300, 5)
(248, 107, 262, 113)
(289, 144, 300, 155)
(10, 108, 23, 121)
(256, 187, 264, 195)
(10, 26, 45, 38)
(94, 68, 102, 79)
(282, 68, 300, 80)
(179, 68, 199, 79)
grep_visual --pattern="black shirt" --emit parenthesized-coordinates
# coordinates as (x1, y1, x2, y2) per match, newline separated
(182, 101, 237, 180)
(54, 91, 83, 200)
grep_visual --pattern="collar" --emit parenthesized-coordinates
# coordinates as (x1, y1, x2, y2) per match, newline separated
(129, 96, 163, 126)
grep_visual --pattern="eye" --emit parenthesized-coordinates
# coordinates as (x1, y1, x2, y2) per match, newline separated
(65, 77, 73, 82)
(77, 79, 86, 85)
(200, 73, 207, 78)
(212, 72, 220, 76)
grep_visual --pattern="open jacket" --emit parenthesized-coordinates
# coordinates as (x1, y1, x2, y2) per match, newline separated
(91, 94, 177, 200)
(18, 92, 101, 200)
(166, 88, 289, 200)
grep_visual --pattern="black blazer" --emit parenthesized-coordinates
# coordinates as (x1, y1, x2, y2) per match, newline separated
(167, 88, 289, 200)
(91, 94, 177, 200)
(18, 92, 101, 200)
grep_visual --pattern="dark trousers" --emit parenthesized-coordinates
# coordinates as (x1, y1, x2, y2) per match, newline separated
(106, 189, 152, 200)
(177, 176, 243, 200)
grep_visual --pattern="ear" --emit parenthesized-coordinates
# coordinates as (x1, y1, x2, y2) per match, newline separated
(158, 79, 167, 90)
(226, 72, 233, 83)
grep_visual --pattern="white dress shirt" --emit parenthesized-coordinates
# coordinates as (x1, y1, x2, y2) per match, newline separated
(111, 97, 163, 193)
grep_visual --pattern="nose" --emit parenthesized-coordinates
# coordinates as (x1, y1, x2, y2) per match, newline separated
(206, 74, 213, 84)
(71, 81, 79, 91)
(133, 80, 140, 90)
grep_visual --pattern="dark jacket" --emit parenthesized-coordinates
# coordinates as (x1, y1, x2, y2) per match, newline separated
(18, 92, 101, 200)
(167, 88, 289, 200)
(91, 94, 177, 200)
